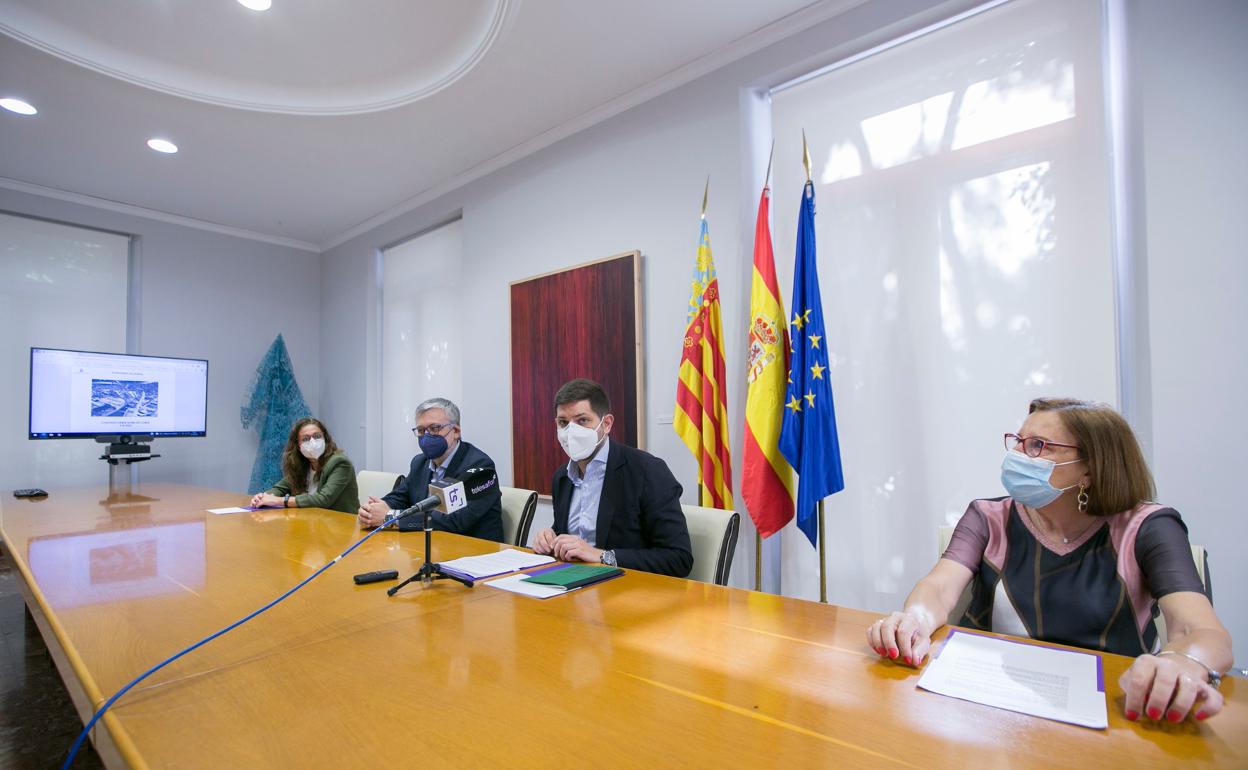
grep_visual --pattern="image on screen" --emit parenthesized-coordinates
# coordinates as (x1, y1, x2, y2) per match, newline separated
(91, 379, 160, 417)
(30, 347, 208, 438)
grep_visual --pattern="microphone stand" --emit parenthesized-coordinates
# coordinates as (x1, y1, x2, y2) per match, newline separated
(387, 507, 474, 595)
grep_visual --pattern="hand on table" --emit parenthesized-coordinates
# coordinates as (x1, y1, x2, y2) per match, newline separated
(531, 529, 603, 563)
(250, 492, 284, 508)
(532, 527, 557, 554)
(1120, 653, 1223, 722)
(550, 534, 603, 564)
(867, 610, 935, 667)
(357, 497, 391, 528)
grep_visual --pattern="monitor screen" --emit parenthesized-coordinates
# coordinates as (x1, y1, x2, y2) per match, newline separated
(29, 347, 208, 439)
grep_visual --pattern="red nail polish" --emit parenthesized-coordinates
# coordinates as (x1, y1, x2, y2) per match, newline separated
(1196, 711, 1208, 721)
(1167, 710, 1182, 723)
(1125, 710, 1138, 721)
(889, 649, 898, 659)
(1147, 707, 1161, 720)
(903, 656, 912, 664)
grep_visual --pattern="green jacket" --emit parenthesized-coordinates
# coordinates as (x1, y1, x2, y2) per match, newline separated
(268, 452, 359, 514)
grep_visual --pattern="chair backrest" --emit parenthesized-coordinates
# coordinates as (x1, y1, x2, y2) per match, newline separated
(682, 504, 740, 586)
(935, 525, 1212, 642)
(356, 470, 402, 507)
(499, 486, 538, 547)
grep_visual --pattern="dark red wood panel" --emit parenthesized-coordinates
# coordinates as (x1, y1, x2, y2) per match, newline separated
(510, 253, 640, 495)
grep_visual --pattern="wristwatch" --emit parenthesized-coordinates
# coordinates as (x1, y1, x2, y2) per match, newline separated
(600, 550, 617, 567)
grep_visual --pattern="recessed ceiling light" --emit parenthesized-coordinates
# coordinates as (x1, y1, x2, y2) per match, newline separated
(0, 98, 37, 116)
(238, 0, 272, 10)
(147, 138, 178, 154)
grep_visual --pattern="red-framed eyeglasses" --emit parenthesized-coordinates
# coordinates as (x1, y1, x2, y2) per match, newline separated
(1004, 433, 1081, 458)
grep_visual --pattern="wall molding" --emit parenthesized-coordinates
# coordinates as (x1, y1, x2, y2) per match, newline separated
(0, 177, 321, 253)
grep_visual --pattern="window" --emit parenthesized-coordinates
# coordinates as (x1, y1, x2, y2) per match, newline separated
(769, 0, 1115, 605)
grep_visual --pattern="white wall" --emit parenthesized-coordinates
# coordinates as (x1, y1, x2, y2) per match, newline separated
(0, 189, 321, 495)
(319, 0, 987, 592)
(1132, 0, 1248, 664)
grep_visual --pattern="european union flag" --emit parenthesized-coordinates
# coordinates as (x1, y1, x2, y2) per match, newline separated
(779, 182, 845, 547)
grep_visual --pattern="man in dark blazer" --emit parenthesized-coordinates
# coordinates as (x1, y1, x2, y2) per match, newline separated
(357, 397, 503, 542)
(532, 379, 693, 578)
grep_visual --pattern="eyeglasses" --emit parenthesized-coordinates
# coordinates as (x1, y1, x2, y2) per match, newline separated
(411, 423, 453, 437)
(1004, 433, 1080, 458)
(299, 434, 324, 444)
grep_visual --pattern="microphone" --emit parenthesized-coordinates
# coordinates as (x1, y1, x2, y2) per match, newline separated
(387, 467, 499, 524)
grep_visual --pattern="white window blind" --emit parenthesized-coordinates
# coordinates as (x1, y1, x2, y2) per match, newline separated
(0, 211, 130, 490)
(769, 0, 1117, 606)
(380, 219, 464, 473)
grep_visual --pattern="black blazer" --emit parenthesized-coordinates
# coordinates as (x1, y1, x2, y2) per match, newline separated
(552, 440, 693, 578)
(382, 441, 504, 542)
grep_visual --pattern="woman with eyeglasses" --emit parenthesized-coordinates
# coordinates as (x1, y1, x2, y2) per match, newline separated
(868, 398, 1233, 723)
(250, 417, 360, 514)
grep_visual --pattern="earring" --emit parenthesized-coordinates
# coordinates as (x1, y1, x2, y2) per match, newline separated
(1077, 484, 1090, 513)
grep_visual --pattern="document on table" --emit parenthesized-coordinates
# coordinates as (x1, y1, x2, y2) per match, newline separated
(916, 629, 1107, 729)
(484, 572, 569, 599)
(207, 507, 252, 515)
(437, 549, 555, 580)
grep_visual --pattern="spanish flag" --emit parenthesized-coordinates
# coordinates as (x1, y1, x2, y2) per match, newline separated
(742, 186, 795, 537)
(674, 216, 733, 509)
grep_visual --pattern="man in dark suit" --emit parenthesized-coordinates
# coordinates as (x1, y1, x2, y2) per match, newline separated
(532, 379, 693, 577)
(357, 397, 503, 542)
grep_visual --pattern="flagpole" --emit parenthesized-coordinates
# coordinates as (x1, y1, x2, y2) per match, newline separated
(753, 150, 773, 595)
(754, 531, 762, 591)
(695, 174, 709, 506)
(818, 499, 827, 603)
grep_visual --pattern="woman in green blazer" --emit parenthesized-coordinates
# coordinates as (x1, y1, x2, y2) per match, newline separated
(250, 417, 359, 514)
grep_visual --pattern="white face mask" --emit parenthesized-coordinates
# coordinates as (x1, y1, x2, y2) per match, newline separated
(300, 437, 325, 460)
(558, 417, 607, 461)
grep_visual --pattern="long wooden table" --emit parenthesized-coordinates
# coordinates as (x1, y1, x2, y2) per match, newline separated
(2, 484, 1243, 768)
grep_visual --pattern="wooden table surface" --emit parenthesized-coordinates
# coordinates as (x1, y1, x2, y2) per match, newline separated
(2, 484, 1243, 768)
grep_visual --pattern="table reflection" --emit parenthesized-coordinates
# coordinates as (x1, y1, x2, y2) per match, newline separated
(27, 521, 205, 608)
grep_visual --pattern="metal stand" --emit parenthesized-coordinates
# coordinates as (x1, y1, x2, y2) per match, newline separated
(387, 511, 474, 596)
(818, 500, 827, 603)
(100, 438, 159, 500)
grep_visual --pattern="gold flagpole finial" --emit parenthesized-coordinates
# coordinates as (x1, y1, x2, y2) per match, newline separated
(764, 138, 775, 189)
(701, 174, 710, 219)
(802, 129, 812, 184)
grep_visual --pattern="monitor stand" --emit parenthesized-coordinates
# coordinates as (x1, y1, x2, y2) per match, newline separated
(98, 436, 160, 499)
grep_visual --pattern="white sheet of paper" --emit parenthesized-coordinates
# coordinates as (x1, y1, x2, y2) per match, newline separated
(917, 630, 1107, 729)
(483, 572, 567, 599)
(207, 507, 250, 515)
(437, 549, 555, 579)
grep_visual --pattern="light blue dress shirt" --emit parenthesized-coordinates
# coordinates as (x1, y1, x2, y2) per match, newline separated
(567, 438, 610, 546)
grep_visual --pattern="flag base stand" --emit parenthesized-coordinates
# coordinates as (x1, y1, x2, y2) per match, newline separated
(818, 499, 827, 603)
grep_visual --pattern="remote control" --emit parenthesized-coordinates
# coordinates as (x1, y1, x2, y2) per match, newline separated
(13, 488, 49, 498)
(353, 569, 399, 585)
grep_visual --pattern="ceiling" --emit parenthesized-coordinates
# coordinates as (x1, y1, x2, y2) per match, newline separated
(0, 0, 848, 251)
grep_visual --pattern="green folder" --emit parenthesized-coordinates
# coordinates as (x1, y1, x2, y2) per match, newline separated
(521, 564, 623, 590)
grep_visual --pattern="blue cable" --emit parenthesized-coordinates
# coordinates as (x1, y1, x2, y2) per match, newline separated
(61, 510, 411, 769)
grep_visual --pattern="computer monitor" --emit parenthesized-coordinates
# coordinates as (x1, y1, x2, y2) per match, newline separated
(29, 347, 209, 441)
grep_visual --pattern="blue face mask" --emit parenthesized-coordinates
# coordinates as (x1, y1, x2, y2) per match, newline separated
(1000, 451, 1082, 508)
(418, 431, 450, 460)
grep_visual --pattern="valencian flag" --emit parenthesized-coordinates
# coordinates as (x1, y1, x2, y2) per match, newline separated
(742, 185, 795, 537)
(779, 181, 845, 546)
(674, 216, 733, 509)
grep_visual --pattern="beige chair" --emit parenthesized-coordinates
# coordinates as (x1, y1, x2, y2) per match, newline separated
(682, 504, 740, 586)
(936, 525, 1211, 642)
(499, 486, 538, 547)
(356, 470, 403, 507)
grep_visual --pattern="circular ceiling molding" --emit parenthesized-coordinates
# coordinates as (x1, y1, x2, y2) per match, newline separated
(0, 0, 516, 115)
